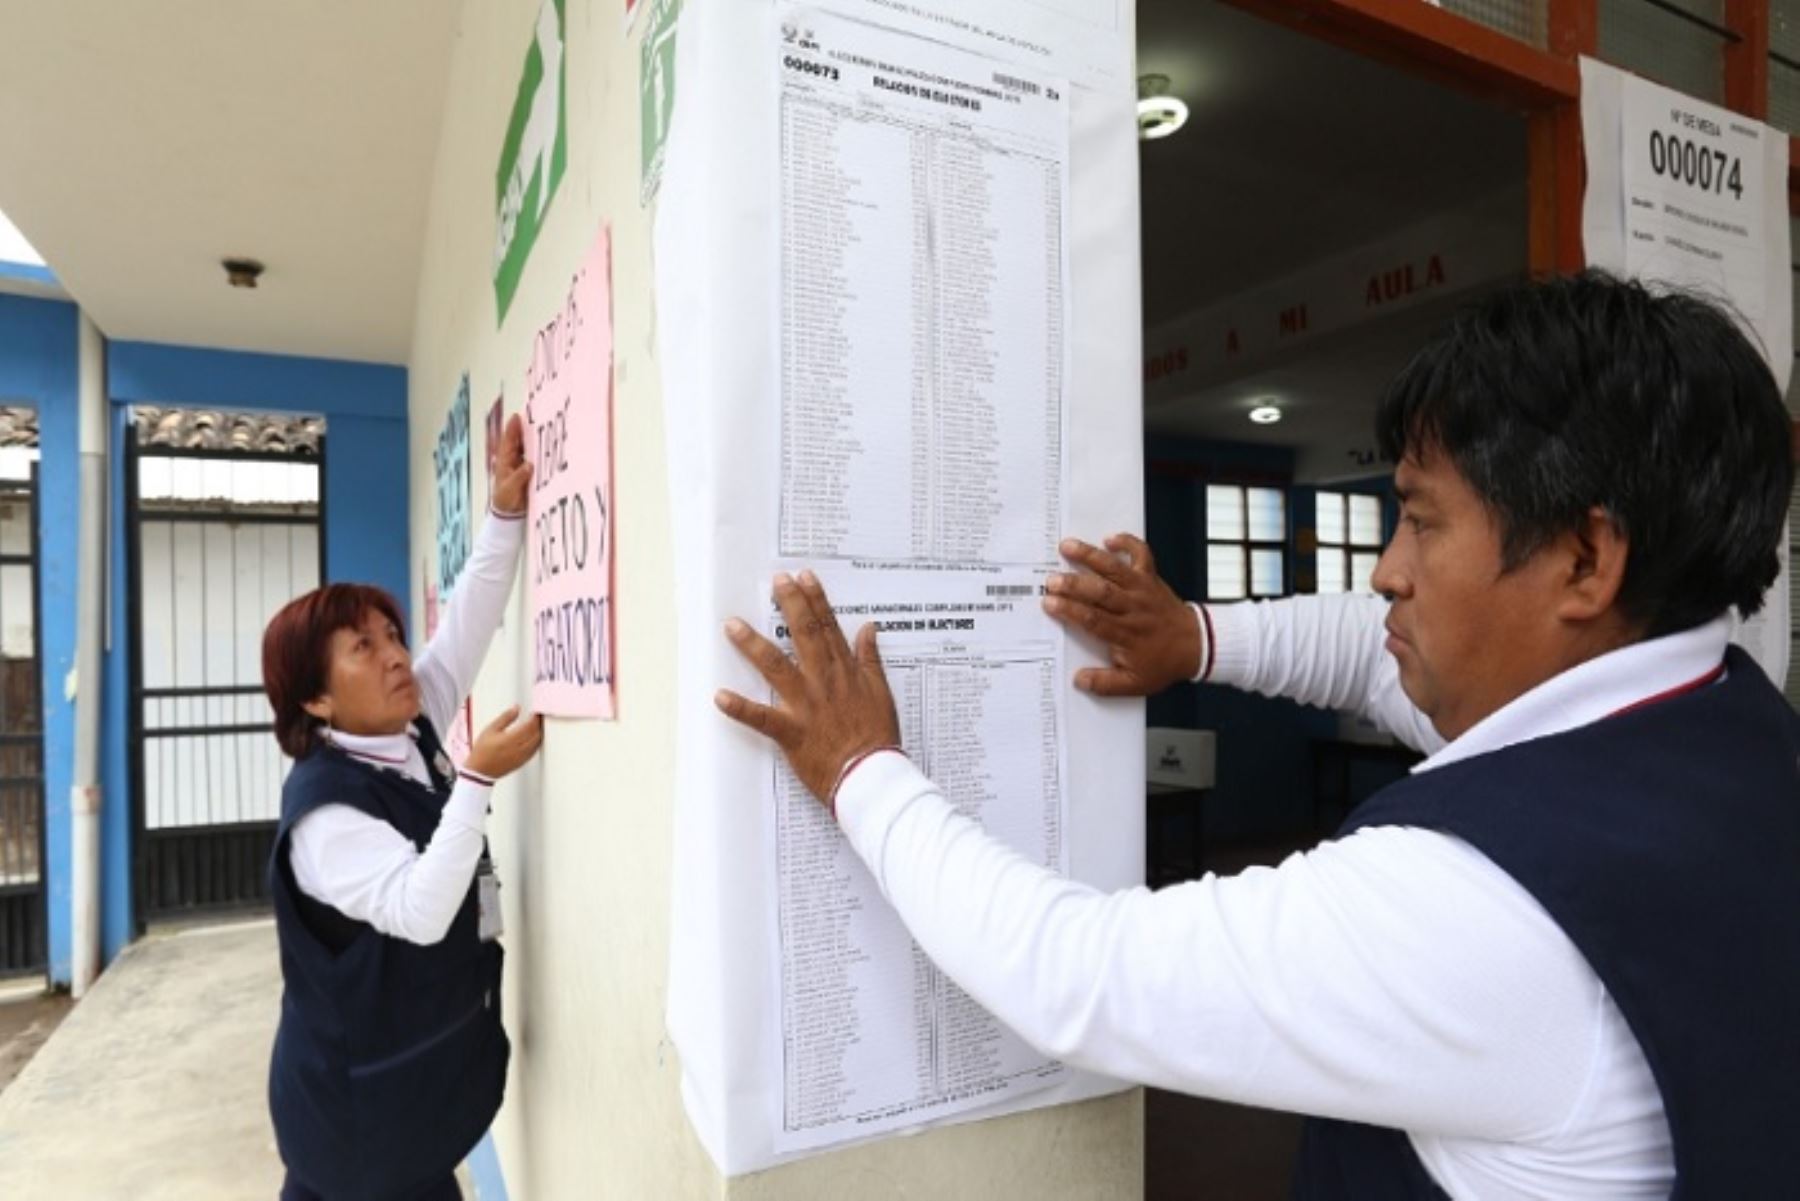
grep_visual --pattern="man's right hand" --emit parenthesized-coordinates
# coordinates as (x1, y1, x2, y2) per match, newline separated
(1044, 534, 1203, 697)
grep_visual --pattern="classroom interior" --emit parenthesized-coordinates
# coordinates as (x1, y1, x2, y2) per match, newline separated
(1131, 2, 1529, 1193)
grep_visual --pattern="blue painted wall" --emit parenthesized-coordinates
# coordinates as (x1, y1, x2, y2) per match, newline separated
(0, 295, 80, 981)
(109, 342, 409, 603)
(0, 298, 411, 976)
(103, 405, 131, 962)
(105, 341, 408, 948)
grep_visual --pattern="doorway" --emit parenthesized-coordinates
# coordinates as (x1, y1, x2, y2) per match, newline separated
(126, 408, 325, 923)
(0, 411, 45, 979)
(1132, 2, 1532, 1194)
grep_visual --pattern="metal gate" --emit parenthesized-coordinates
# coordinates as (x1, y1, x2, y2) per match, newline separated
(127, 410, 324, 921)
(0, 435, 45, 976)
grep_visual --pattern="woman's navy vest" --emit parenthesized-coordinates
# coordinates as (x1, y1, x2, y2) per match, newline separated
(1292, 647, 1800, 1198)
(267, 716, 509, 1201)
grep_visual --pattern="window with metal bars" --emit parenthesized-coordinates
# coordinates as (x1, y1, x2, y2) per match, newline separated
(1598, 0, 1730, 104)
(1773, 0, 1800, 135)
(1439, 0, 1548, 49)
(1205, 484, 1287, 601)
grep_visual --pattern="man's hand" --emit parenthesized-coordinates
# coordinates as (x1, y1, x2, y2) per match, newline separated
(492, 413, 532, 516)
(715, 571, 903, 804)
(1044, 534, 1202, 697)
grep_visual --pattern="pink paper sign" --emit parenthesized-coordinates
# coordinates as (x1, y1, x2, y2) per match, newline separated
(524, 224, 616, 719)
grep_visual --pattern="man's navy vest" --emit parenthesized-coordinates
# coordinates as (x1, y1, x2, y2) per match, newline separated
(267, 716, 509, 1201)
(1291, 646, 1800, 1198)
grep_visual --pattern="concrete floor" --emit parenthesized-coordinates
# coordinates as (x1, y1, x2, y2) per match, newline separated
(0, 984, 72, 1095)
(0, 828, 1314, 1201)
(0, 918, 286, 1201)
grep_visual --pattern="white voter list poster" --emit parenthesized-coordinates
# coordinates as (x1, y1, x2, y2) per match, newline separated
(1582, 57, 1793, 687)
(777, 7, 1070, 569)
(1619, 82, 1773, 347)
(770, 6, 1075, 1152)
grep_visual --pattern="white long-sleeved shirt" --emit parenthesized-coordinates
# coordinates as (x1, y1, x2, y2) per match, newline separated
(288, 511, 524, 946)
(837, 594, 1728, 1199)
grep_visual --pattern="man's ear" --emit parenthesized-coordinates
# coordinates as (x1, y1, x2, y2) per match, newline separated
(1556, 506, 1629, 622)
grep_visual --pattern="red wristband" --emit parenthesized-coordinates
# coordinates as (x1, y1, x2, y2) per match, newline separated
(827, 744, 906, 819)
(1199, 603, 1216, 681)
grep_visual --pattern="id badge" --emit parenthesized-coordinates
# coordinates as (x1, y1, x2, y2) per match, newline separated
(477, 857, 504, 942)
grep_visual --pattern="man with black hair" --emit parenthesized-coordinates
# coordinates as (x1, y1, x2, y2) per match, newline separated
(716, 272, 1800, 1198)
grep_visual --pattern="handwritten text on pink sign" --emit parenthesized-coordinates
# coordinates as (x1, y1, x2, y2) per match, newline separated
(526, 225, 615, 719)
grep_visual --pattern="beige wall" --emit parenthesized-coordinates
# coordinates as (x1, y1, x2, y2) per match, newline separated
(407, 2, 1141, 1196)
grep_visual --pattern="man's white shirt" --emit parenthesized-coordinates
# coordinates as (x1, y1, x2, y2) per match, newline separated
(287, 513, 523, 946)
(837, 594, 1728, 1199)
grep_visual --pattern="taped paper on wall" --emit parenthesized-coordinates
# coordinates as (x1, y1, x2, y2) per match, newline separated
(434, 376, 473, 602)
(658, 0, 1146, 1174)
(767, 8, 1078, 1147)
(525, 225, 617, 720)
(1580, 57, 1793, 687)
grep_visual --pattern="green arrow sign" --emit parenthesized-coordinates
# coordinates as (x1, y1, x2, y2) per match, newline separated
(494, 0, 567, 325)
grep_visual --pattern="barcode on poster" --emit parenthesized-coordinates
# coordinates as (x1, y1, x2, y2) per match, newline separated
(993, 72, 1041, 96)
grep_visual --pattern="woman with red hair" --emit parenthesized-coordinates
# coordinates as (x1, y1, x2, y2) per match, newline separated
(261, 415, 543, 1201)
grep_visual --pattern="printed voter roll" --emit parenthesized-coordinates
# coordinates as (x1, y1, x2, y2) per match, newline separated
(758, 567, 1079, 1154)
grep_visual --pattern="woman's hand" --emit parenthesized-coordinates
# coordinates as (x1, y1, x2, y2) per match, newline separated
(1044, 534, 1201, 696)
(491, 414, 532, 517)
(715, 571, 903, 805)
(464, 705, 545, 779)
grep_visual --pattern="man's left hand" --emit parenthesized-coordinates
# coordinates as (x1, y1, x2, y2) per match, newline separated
(715, 571, 903, 805)
(492, 413, 532, 516)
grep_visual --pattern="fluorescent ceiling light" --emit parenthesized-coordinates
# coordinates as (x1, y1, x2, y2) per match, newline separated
(1248, 405, 1282, 425)
(0, 208, 45, 268)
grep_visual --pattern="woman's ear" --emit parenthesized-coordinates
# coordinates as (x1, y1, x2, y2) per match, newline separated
(301, 698, 332, 723)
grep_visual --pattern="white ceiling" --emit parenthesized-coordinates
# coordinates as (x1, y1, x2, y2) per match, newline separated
(0, 0, 458, 364)
(1146, 289, 1498, 482)
(1135, 0, 1529, 464)
(0, 0, 1529, 416)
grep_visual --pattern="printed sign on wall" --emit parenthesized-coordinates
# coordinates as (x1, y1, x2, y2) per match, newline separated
(1580, 56, 1792, 688)
(434, 374, 473, 601)
(525, 224, 616, 719)
(495, 0, 568, 324)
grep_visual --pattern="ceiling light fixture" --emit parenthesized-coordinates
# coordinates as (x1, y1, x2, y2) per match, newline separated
(1248, 405, 1283, 425)
(222, 257, 265, 289)
(1136, 74, 1189, 142)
